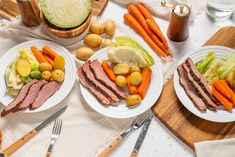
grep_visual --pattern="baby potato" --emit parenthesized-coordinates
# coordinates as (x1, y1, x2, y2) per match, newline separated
(76, 47, 94, 61)
(39, 62, 52, 72)
(126, 94, 142, 107)
(104, 20, 116, 36)
(113, 63, 130, 75)
(115, 75, 127, 88)
(130, 66, 141, 73)
(101, 39, 112, 48)
(52, 70, 65, 82)
(41, 71, 52, 81)
(90, 21, 105, 35)
(84, 34, 102, 48)
(130, 72, 142, 86)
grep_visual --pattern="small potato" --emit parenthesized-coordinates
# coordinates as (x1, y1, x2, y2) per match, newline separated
(90, 22, 105, 35)
(126, 94, 142, 107)
(101, 39, 112, 48)
(39, 62, 52, 72)
(84, 34, 102, 48)
(52, 70, 65, 82)
(113, 63, 130, 75)
(130, 72, 142, 86)
(115, 75, 127, 88)
(104, 20, 116, 36)
(76, 47, 94, 61)
(41, 71, 52, 81)
(130, 66, 141, 73)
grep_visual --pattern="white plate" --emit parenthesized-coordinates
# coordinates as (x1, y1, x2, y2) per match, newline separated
(0, 40, 76, 113)
(80, 48, 163, 119)
(174, 46, 235, 123)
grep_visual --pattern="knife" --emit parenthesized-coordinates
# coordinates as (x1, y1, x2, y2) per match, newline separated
(0, 106, 67, 157)
(130, 114, 153, 157)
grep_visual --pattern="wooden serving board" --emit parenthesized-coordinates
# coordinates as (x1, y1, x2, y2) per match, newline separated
(0, 0, 108, 21)
(152, 26, 235, 150)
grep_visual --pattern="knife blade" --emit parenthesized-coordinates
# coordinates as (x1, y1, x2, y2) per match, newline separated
(1, 106, 67, 157)
(130, 114, 153, 157)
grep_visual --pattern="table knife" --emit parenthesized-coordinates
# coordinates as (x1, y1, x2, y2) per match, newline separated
(130, 114, 153, 157)
(0, 106, 67, 157)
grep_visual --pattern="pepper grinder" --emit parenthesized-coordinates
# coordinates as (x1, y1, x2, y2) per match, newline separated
(161, 1, 191, 42)
(17, 0, 41, 27)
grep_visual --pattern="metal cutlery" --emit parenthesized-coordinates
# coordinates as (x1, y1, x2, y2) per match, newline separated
(46, 119, 63, 157)
(98, 111, 152, 157)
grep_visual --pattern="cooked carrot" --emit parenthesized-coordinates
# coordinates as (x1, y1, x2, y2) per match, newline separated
(137, 68, 152, 99)
(124, 13, 167, 58)
(102, 60, 115, 82)
(127, 75, 137, 94)
(43, 54, 54, 67)
(211, 86, 233, 111)
(31, 46, 48, 63)
(42, 45, 58, 60)
(128, 4, 169, 56)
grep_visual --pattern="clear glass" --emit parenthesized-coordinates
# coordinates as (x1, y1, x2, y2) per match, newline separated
(206, 0, 235, 21)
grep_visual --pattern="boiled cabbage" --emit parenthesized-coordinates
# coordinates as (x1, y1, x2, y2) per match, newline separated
(196, 51, 215, 74)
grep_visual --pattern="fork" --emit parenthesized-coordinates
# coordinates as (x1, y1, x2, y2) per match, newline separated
(46, 119, 62, 157)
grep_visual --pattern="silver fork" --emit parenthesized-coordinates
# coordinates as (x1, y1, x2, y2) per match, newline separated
(46, 119, 62, 157)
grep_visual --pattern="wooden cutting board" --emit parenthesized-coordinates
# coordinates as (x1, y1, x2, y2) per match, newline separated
(0, 0, 108, 21)
(152, 26, 235, 150)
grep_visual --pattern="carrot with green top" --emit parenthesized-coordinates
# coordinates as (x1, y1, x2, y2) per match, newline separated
(137, 68, 152, 99)
(102, 60, 115, 82)
(127, 75, 137, 94)
(123, 13, 167, 58)
(31, 46, 48, 63)
(42, 45, 58, 60)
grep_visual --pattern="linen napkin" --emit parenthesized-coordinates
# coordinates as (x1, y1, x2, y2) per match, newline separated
(195, 138, 235, 157)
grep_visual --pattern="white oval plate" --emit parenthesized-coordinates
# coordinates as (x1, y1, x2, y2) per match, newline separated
(174, 46, 235, 123)
(0, 40, 76, 113)
(80, 48, 163, 119)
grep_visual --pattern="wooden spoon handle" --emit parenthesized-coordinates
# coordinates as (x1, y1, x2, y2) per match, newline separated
(98, 135, 123, 157)
(130, 149, 138, 157)
(46, 151, 52, 157)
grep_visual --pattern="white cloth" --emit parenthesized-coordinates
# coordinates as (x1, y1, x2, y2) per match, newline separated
(195, 138, 235, 157)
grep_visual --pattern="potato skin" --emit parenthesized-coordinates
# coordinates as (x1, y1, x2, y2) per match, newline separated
(90, 22, 105, 35)
(84, 34, 102, 48)
(113, 63, 130, 75)
(104, 20, 116, 36)
(126, 94, 142, 107)
(52, 70, 65, 82)
(76, 47, 94, 61)
(41, 71, 52, 81)
(130, 72, 142, 86)
(39, 63, 52, 72)
(130, 66, 141, 73)
(115, 75, 127, 88)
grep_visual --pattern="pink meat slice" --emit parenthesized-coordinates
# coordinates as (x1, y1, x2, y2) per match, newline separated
(1, 79, 39, 117)
(77, 67, 110, 105)
(30, 81, 61, 110)
(82, 62, 119, 103)
(18, 80, 48, 110)
(89, 60, 126, 99)
(177, 64, 207, 112)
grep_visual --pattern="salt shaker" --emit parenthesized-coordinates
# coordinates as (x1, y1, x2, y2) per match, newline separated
(161, 1, 191, 42)
(17, 0, 41, 27)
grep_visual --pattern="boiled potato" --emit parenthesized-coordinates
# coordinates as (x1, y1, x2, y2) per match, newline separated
(84, 34, 102, 48)
(90, 22, 105, 35)
(16, 59, 31, 77)
(104, 20, 115, 36)
(115, 75, 127, 88)
(113, 63, 130, 75)
(41, 71, 52, 81)
(130, 66, 141, 73)
(54, 55, 65, 71)
(39, 62, 52, 72)
(52, 70, 64, 82)
(226, 70, 235, 90)
(126, 94, 142, 107)
(101, 39, 112, 48)
(76, 47, 94, 61)
(130, 72, 142, 86)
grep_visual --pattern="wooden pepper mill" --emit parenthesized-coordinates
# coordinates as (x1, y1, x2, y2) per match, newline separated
(161, 1, 191, 42)
(17, 0, 41, 27)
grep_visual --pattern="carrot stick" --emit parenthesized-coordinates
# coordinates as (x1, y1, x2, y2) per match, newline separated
(127, 75, 137, 94)
(123, 13, 167, 58)
(128, 4, 169, 56)
(211, 86, 233, 111)
(137, 68, 152, 99)
(31, 46, 48, 63)
(102, 60, 116, 82)
(42, 45, 58, 60)
(43, 54, 54, 67)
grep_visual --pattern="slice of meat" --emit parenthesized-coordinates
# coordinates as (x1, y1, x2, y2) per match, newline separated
(186, 58, 220, 106)
(89, 60, 126, 99)
(182, 64, 217, 110)
(178, 64, 207, 112)
(82, 62, 119, 103)
(77, 67, 110, 105)
(18, 80, 48, 110)
(30, 81, 61, 110)
(1, 79, 39, 117)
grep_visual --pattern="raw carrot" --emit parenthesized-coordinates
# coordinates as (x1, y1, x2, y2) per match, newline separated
(137, 68, 152, 99)
(127, 75, 137, 94)
(43, 54, 54, 67)
(128, 4, 169, 56)
(123, 13, 167, 58)
(102, 60, 116, 82)
(31, 46, 48, 63)
(211, 86, 233, 111)
(42, 45, 58, 60)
